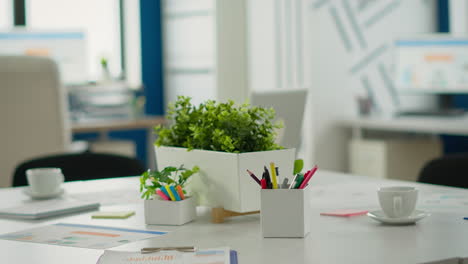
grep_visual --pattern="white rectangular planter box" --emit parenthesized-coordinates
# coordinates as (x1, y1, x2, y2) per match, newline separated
(261, 189, 310, 238)
(144, 196, 196, 225)
(155, 146, 295, 213)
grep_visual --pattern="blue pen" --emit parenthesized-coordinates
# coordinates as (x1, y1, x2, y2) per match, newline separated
(464, 217, 468, 220)
(170, 185, 181, 201)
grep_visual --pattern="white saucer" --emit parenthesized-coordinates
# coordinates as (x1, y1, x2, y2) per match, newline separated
(23, 188, 65, 200)
(367, 210, 429, 225)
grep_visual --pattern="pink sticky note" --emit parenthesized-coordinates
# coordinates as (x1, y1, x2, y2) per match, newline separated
(320, 209, 369, 217)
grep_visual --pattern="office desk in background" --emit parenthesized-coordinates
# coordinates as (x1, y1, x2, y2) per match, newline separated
(341, 115, 468, 181)
(1, 171, 468, 264)
(71, 115, 166, 169)
(342, 114, 468, 138)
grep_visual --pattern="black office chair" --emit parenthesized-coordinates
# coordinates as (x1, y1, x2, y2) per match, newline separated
(13, 152, 146, 187)
(418, 153, 468, 189)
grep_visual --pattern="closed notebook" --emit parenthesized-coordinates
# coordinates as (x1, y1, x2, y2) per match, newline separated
(0, 199, 100, 219)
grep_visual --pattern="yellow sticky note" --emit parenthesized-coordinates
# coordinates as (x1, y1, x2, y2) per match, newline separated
(91, 211, 135, 219)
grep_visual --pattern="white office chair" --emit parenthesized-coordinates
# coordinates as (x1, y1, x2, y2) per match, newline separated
(250, 89, 308, 150)
(0, 55, 71, 187)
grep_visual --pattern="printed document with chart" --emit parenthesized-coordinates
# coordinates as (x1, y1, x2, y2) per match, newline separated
(0, 223, 167, 249)
(97, 247, 236, 264)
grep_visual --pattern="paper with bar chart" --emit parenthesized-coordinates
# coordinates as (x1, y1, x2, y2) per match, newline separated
(0, 223, 167, 249)
(395, 38, 468, 93)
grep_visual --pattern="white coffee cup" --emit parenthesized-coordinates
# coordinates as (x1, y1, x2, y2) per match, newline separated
(378, 186, 418, 218)
(26, 168, 64, 195)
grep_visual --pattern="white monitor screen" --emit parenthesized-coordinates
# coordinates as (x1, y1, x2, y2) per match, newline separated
(395, 36, 468, 94)
(0, 31, 87, 84)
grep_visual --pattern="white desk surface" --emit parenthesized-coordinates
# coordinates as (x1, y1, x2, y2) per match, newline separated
(1, 171, 468, 264)
(342, 115, 468, 136)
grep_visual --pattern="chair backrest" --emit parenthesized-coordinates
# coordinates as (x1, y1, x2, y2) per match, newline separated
(418, 153, 468, 188)
(13, 152, 146, 187)
(250, 89, 308, 149)
(0, 56, 70, 187)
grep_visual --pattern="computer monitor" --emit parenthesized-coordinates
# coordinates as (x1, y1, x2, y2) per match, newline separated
(0, 30, 87, 84)
(395, 34, 468, 94)
(394, 35, 468, 115)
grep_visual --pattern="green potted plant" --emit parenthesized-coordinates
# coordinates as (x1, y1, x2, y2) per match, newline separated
(140, 165, 199, 225)
(154, 96, 296, 213)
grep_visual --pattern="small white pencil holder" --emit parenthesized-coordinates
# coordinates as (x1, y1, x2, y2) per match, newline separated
(261, 189, 310, 238)
(144, 196, 196, 225)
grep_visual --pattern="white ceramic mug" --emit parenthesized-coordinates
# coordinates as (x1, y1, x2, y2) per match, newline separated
(378, 186, 418, 218)
(26, 168, 64, 195)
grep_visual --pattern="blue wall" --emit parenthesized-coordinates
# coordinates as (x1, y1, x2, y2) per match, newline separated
(141, 0, 165, 116)
(437, 0, 450, 33)
(437, 0, 468, 154)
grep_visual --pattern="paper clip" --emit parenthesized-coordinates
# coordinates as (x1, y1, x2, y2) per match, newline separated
(141, 246, 196, 254)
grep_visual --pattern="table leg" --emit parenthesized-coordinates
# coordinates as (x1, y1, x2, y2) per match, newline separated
(352, 126, 363, 139)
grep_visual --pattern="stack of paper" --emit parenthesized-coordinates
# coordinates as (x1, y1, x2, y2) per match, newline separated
(0, 223, 167, 249)
(97, 247, 237, 264)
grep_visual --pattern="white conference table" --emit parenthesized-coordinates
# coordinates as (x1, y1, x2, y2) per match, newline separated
(1, 171, 468, 264)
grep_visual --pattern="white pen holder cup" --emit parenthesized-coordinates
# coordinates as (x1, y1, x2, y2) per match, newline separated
(144, 196, 196, 226)
(261, 189, 311, 238)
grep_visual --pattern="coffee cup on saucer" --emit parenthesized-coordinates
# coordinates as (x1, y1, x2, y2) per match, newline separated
(25, 168, 65, 199)
(377, 186, 418, 218)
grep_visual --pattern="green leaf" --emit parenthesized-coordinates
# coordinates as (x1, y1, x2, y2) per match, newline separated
(153, 96, 283, 153)
(139, 164, 200, 200)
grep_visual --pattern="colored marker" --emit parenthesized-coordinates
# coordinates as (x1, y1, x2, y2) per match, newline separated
(170, 185, 181, 201)
(246, 169, 261, 186)
(293, 174, 304, 189)
(276, 167, 280, 187)
(299, 165, 318, 189)
(310, 165, 318, 177)
(289, 174, 299, 189)
(156, 189, 170, 201)
(264, 166, 272, 189)
(270, 162, 278, 189)
(464, 217, 468, 220)
(296, 169, 312, 189)
(176, 185, 185, 200)
(261, 178, 267, 189)
(281, 178, 289, 189)
(164, 185, 176, 201)
(298, 173, 312, 189)
(160, 187, 172, 200)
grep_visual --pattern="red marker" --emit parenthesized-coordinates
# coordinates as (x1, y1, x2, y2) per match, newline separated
(299, 165, 318, 189)
(261, 178, 267, 189)
(156, 189, 171, 201)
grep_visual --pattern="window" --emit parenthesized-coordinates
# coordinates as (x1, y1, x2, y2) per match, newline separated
(26, 0, 122, 81)
(0, 0, 12, 28)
